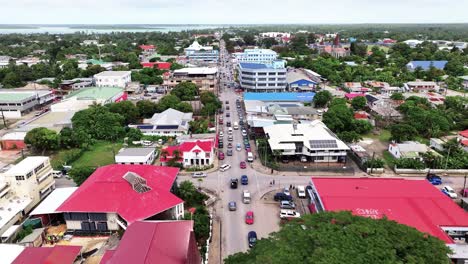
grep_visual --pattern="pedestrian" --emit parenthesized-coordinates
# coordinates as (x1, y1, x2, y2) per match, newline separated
(273, 179, 275, 185)
(290, 184, 292, 189)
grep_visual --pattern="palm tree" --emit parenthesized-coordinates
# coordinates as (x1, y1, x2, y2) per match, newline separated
(272, 149, 282, 164)
(172, 149, 181, 162)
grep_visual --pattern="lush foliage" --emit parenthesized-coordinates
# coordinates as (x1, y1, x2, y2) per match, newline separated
(68, 166, 96, 186)
(313, 90, 332, 107)
(72, 105, 125, 141)
(171, 82, 198, 101)
(225, 211, 451, 264)
(24, 127, 59, 153)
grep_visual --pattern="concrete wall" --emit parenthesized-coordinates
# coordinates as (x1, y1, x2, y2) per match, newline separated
(395, 167, 468, 175)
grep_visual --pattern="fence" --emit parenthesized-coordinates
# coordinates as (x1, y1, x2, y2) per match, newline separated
(394, 167, 468, 175)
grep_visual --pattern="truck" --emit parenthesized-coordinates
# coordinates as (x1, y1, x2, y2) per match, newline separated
(242, 190, 251, 204)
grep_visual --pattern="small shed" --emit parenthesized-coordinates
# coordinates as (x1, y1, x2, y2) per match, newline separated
(18, 228, 45, 247)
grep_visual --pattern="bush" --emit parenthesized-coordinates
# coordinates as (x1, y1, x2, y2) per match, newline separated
(185, 164, 214, 172)
(394, 158, 425, 170)
(364, 158, 385, 168)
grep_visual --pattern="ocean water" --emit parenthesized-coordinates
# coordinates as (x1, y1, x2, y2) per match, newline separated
(0, 25, 224, 34)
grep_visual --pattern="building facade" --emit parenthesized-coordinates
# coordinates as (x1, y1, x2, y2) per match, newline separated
(238, 61, 287, 92)
(234, 48, 278, 64)
(184, 40, 219, 62)
(161, 139, 215, 168)
(130, 108, 193, 137)
(115, 148, 157, 165)
(94, 71, 132, 88)
(0, 89, 55, 119)
(163, 67, 218, 92)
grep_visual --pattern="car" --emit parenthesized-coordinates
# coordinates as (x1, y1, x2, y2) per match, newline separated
(300, 156, 308, 163)
(227, 143, 233, 148)
(245, 147, 251, 153)
(236, 143, 242, 151)
(219, 118, 224, 125)
(241, 175, 248, 185)
(239, 120, 244, 126)
(279, 210, 301, 219)
(228, 135, 233, 141)
(228, 201, 237, 211)
(297, 185, 306, 198)
(241, 130, 247, 137)
(280, 200, 296, 209)
(226, 122, 231, 127)
(426, 173, 442, 185)
(245, 211, 254, 225)
(52, 170, 63, 178)
(218, 142, 224, 149)
(220, 164, 231, 172)
(248, 231, 257, 248)
(225, 100, 229, 104)
(230, 178, 238, 189)
(274, 192, 293, 201)
(226, 113, 230, 117)
(218, 152, 225, 160)
(219, 131, 224, 138)
(240, 161, 247, 169)
(281, 158, 289, 163)
(283, 187, 291, 196)
(227, 149, 233, 156)
(192, 172, 207, 178)
(442, 186, 458, 199)
(226, 106, 230, 110)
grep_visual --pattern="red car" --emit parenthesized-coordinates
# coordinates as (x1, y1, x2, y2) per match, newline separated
(218, 152, 225, 160)
(245, 211, 254, 225)
(240, 161, 247, 169)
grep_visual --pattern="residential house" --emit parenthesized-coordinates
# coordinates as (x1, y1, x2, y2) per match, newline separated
(0, 157, 55, 242)
(0, 89, 55, 119)
(388, 141, 429, 159)
(343, 82, 371, 93)
(57, 164, 184, 232)
(184, 40, 219, 63)
(163, 67, 218, 92)
(130, 108, 193, 137)
(115, 148, 157, 165)
(459, 130, 468, 152)
(365, 94, 402, 120)
(263, 120, 349, 163)
(100, 221, 201, 264)
(0, 56, 13, 69)
(0, 132, 27, 150)
(404, 81, 440, 93)
(460, 76, 468, 90)
(430, 138, 447, 152)
(139, 44, 156, 55)
(286, 69, 318, 91)
(16, 56, 42, 67)
(238, 61, 287, 92)
(94, 71, 132, 88)
(406, 60, 448, 71)
(403, 39, 424, 48)
(161, 139, 215, 168)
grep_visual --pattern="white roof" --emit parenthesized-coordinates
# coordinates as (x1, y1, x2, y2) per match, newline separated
(146, 108, 193, 126)
(406, 81, 437, 86)
(30, 187, 78, 216)
(1, 132, 27, 141)
(0, 244, 25, 263)
(1, 225, 21, 240)
(94, 71, 131, 77)
(185, 40, 213, 51)
(0, 196, 33, 230)
(4, 156, 48, 176)
(174, 67, 217, 75)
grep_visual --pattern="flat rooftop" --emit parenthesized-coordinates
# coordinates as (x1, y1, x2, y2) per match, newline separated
(244, 92, 315, 102)
(67, 87, 123, 100)
(0, 91, 36, 102)
(311, 177, 468, 243)
(116, 148, 155, 157)
(30, 187, 78, 216)
(4, 156, 48, 176)
(94, 71, 131, 77)
(0, 196, 33, 230)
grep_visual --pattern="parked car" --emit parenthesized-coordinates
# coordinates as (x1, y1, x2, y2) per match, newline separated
(442, 186, 458, 199)
(248, 231, 257, 248)
(426, 173, 442, 185)
(280, 200, 296, 209)
(192, 172, 207, 178)
(227, 149, 233, 156)
(226, 106, 230, 110)
(236, 143, 242, 151)
(241, 175, 248, 185)
(297, 185, 306, 198)
(52, 170, 63, 178)
(242, 130, 247, 137)
(300, 156, 308, 163)
(219, 131, 224, 138)
(274, 193, 293, 201)
(226, 113, 230, 117)
(240, 161, 247, 169)
(225, 100, 229, 104)
(279, 210, 301, 219)
(226, 121, 231, 127)
(245, 211, 254, 225)
(230, 178, 238, 189)
(283, 187, 291, 196)
(228, 201, 237, 211)
(228, 135, 233, 141)
(220, 164, 231, 172)
(218, 152, 225, 160)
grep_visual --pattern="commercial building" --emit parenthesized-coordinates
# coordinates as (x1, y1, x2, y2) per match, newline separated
(184, 40, 219, 63)
(100, 221, 201, 264)
(29, 187, 78, 226)
(404, 81, 440, 93)
(263, 120, 349, 163)
(286, 69, 318, 91)
(308, 177, 468, 247)
(244, 92, 315, 102)
(0, 89, 55, 119)
(164, 67, 218, 92)
(161, 139, 215, 168)
(50, 87, 125, 112)
(131, 108, 193, 137)
(94, 71, 132, 88)
(406, 60, 448, 71)
(238, 61, 287, 92)
(115, 148, 157, 165)
(57, 164, 184, 232)
(0, 157, 55, 241)
(234, 48, 278, 64)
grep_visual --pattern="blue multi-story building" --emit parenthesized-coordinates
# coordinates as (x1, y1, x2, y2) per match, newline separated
(238, 60, 287, 92)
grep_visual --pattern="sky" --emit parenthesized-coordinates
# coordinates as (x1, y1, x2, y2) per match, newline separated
(0, 0, 467, 24)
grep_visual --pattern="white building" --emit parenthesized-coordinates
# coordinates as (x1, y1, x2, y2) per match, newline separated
(82, 40, 99, 46)
(131, 108, 193, 137)
(184, 40, 219, 62)
(388, 141, 429, 159)
(263, 120, 349, 163)
(234, 48, 278, 64)
(0, 157, 55, 241)
(238, 60, 287, 92)
(0, 56, 12, 69)
(260, 32, 291, 38)
(161, 139, 215, 168)
(94, 71, 131, 88)
(115, 148, 157, 165)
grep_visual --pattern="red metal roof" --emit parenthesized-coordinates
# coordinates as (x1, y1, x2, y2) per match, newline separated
(312, 177, 468, 243)
(139, 44, 155, 50)
(101, 221, 201, 264)
(13, 246, 82, 264)
(459, 130, 468, 138)
(354, 113, 368, 119)
(161, 140, 214, 162)
(140, 62, 171, 70)
(57, 165, 183, 224)
(461, 139, 468, 147)
(345, 93, 365, 100)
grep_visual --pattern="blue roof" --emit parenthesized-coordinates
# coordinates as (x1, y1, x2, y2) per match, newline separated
(408, 61, 448, 70)
(289, 79, 318, 86)
(239, 63, 268, 69)
(244, 92, 315, 102)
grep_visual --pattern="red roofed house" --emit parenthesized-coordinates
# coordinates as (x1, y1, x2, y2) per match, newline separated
(139, 44, 156, 53)
(100, 221, 201, 264)
(161, 139, 215, 168)
(354, 112, 369, 120)
(308, 177, 468, 244)
(345, 93, 365, 100)
(141, 62, 172, 70)
(57, 164, 184, 232)
(13, 245, 82, 264)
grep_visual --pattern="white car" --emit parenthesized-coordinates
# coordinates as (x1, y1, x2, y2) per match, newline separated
(219, 131, 224, 138)
(220, 164, 232, 172)
(279, 210, 301, 219)
(442, 186, 458, 199)
(283, 187, 290, 196)
(242, 130, 247, 137)
(191, 172, 207, 178)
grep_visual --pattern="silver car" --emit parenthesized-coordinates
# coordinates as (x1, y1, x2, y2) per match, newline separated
(191, 172, 207, 178)
(280, 200, 296, 209)
(228, 201, 237, 211)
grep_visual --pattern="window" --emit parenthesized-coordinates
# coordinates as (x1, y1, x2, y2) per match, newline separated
(26, 171, 33, 179)
(34, 163, 45, 173)
(316, 156, 324, 160)
(16, 176, 25, 181)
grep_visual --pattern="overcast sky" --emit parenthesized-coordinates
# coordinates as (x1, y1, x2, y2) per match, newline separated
(0, 0, 467, 24)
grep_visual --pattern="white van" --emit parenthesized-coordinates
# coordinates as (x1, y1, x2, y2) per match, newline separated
(228, 127, 233, 135)
(247, 152, 254, 162)
(297, 185, 306, 198)
(220, 164, 232, 172)
(233, 122, 239, 130)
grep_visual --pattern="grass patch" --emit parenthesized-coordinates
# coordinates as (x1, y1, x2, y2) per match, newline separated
(72, 141, 122, 168)
(362, 129, 391, 142)
(382, 151, 396, 168)
(415, 136, 430, 145)
(367, 44, 390, 53)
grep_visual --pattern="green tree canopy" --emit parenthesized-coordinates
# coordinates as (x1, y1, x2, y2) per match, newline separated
(107, 100, 140, 125)
(171, 82, 198, 101)
(225, 211, 451, 264)
(390, 92, 404, 101)
(72, 105, 125, 141)
(24, 127, 59, 154)
(390, 124, 418, 142)
(68, 166, 96, 186)
(313, 90, 333, 108)
(136, 100, 157, 118)
(351, 96, 367, 110)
